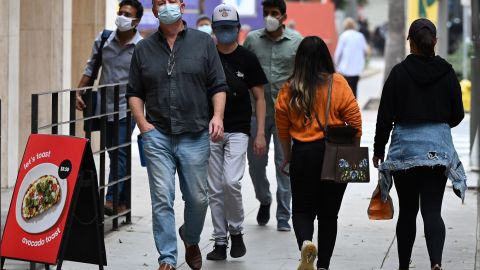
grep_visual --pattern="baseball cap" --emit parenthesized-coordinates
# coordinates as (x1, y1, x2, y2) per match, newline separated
(407, 18, 437, 40)
(212, 3, 240, 28)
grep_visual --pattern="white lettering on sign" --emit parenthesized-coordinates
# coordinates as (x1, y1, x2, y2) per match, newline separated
(22, 150, 52, 170)
(21, 227, 61, 247)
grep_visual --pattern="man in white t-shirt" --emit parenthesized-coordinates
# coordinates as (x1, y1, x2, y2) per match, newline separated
(334, 17, 369, 97)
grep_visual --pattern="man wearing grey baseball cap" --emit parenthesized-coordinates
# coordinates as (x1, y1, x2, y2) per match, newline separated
(206, 2, 268, 261)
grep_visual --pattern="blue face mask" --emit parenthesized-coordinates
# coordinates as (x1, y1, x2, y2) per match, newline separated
(157, 4, 182, 25)
(198, 25, 213, 35)
(214, 28, 238, 44)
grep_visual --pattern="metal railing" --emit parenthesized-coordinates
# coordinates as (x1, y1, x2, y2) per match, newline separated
(31, 83, 132, 231)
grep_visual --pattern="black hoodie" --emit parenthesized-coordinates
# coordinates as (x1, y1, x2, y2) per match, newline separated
(373, 54, 464, 157)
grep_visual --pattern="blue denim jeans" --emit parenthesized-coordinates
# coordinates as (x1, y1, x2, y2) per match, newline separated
(142, 128, 210, 267)
(247, 116, 291, 222)
(105, 118, 135, 203)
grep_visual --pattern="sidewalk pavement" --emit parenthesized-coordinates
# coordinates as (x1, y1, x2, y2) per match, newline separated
(2, 57, 478, 270)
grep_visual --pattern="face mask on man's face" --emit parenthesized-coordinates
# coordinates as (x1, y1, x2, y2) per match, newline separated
(115, 15, 135, 32)
(265, 15, 281, 32)
(157, 3, 182, 25)
(214, 27, 238, 44)
(198, 25, 213, 35)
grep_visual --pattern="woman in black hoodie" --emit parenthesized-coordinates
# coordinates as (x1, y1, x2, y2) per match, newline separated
(372, 18, 466, 270)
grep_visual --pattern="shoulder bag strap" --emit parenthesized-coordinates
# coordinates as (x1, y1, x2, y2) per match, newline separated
(314, 75, 333, 135)
(88, 29, 113, 86)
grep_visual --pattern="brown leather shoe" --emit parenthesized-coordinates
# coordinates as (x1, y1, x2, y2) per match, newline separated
(104, 201, 128, 216)
(157, 263, 175, 270)
(118, 203, 128, 213)
(179, 225, 202, 270)
(104, 201, 113, 216)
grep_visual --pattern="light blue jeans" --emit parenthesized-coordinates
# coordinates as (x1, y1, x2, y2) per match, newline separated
(142, 128, 210, 267)
(247, 116, 291, 222)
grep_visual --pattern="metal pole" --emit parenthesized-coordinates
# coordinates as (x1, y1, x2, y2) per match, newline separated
(347, 0, 358, 20)
(437, 0, 449, 58)
(462, 4, 471, 79)
(471, 0, 480, 170)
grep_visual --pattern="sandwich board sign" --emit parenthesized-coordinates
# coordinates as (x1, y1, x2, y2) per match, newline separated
(1, 134, 106, 269)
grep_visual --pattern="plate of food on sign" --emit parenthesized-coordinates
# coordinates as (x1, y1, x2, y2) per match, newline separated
(15, 163, 68, 234)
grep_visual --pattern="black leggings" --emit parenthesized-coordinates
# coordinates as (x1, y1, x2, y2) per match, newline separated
(393, 166, 447, 269)
(290, 139, 347, 269)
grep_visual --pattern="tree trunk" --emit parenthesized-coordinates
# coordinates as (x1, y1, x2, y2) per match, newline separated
(383, 0, 406, 82)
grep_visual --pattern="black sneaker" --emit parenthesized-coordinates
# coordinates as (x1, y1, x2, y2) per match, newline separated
(230, 234, 246, 258)
(206, 244, 227, 261)
(256, 203, 271, 226)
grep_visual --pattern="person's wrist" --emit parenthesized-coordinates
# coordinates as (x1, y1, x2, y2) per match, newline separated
(213, 113, 224, 120)
(139, 121, 151, 131)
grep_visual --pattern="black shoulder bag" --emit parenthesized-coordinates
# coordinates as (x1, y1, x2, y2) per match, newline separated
(315, 76, 370, 183)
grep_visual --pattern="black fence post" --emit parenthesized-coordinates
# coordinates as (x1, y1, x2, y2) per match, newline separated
(70, 90, 76, 136)
(52, 92, 59, 135)
(99, 86, 107, 230)
(125, 109, 132, 225)
(31, 94, 39, 134)
(112, 85, 120, 230)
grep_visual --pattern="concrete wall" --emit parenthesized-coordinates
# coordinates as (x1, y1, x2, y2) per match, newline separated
(0, 0, 20, 187)
(0, 0, 105, 188)
(72, 0, 106, 139)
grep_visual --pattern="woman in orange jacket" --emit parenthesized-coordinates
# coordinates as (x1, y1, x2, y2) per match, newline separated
(275, 36, 362, 270)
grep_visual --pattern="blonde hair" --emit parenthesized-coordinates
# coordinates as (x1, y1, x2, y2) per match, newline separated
(343, 17, 357, 31)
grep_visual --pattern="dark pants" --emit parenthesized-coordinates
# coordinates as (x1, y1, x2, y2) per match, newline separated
(105, 118, 135, 203)
(393, 166, 447, 269)
(290, 139, 347, 269)
(343, 75, 360, 97)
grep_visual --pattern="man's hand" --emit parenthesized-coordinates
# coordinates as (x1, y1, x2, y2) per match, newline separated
(209, 115, 224, 143)
(253, 135, 266, 156)
(139, 122, 155, 134)
(280, 159, 290, 176)
(75, 91, 86, 111)
(372, 155, 384, 168)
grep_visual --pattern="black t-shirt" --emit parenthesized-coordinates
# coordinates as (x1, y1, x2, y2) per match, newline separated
(214, 45, 268, 135)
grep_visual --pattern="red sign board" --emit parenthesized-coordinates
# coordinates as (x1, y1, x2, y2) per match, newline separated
(1, 134, 87, 264)
(286, 1, 338, 54)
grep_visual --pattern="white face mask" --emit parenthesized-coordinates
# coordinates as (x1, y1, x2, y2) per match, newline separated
(265, 15, 281, 32)
(115, 15, 134, 32)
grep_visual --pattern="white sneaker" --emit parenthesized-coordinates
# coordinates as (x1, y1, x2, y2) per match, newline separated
(297, 240, 317, 270)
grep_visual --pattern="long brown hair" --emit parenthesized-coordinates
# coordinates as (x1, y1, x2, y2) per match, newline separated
(289, 36, 335, 121)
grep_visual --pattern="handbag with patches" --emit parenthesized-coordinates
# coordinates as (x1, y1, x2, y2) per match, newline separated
(315, 76, 370, 183)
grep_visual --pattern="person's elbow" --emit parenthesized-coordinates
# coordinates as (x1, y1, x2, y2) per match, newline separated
(449, 111, 465, 128)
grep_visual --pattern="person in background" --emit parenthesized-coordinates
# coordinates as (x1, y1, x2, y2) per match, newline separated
(373, 18, 466, 270)
(358, 16, 371, 43)
(276, 36, 362, 270)
(196, 14, 213, 35)
(206, 3, 267, 261)
(75, 0, 144, 215)
(127, 0, 227, 269)
(334, 17, 368, 97)
(243, 0, 302, 232)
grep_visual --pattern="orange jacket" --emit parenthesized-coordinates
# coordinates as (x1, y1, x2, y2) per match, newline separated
(275, 73, 362, 142)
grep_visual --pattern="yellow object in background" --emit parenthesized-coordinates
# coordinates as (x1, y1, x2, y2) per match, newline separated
(460, 79, 471, 112)
(407, 0, 439, 26)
